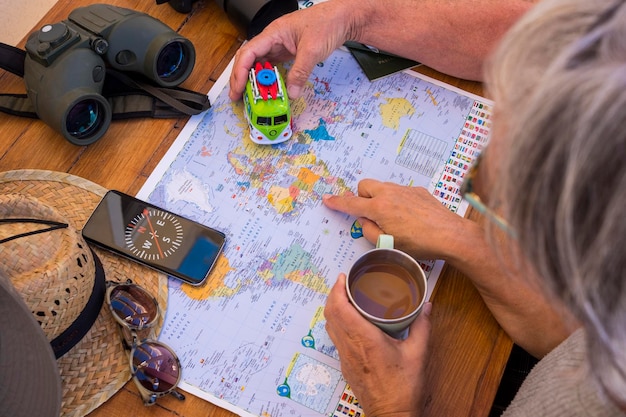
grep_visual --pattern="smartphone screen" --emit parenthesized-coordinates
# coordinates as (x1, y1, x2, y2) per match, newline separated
(82, 190, 226, 286)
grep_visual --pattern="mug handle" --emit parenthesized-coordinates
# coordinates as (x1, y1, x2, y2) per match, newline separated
(376, 234, 394, 249)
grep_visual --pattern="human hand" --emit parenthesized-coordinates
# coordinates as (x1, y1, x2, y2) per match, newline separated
(322, 179, 477, 262)
(325, 273, 431, 417)
(229, 0, 364, 101)
(325, 183, 576, 359)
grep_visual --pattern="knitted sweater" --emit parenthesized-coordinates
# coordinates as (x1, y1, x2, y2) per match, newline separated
(503, 328, 624, 416)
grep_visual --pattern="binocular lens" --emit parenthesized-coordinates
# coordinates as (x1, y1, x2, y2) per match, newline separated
(66, 99, 107, 141)
(156, 42, 190, 83)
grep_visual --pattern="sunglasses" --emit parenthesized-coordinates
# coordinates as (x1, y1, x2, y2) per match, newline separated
(460, 152, 516, 236)
(106, 281, 185, 405)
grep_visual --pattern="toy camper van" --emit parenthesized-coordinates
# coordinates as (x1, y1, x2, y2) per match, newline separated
(243, 62, 292, 145)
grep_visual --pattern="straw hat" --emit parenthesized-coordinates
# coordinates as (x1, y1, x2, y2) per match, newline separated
(0, 170, 168, 417)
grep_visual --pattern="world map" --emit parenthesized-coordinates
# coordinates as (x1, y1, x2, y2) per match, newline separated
(139, 47, 492, 417)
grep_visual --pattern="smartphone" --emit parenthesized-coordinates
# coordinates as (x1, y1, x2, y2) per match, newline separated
(82, 190, 226, 286)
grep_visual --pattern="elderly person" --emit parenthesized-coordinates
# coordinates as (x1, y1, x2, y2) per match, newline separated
(323, 0, 626, 415)
(228, 0, 537, 100)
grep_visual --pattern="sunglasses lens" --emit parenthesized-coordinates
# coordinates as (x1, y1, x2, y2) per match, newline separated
(109, 285, 158, 329)
(132, 341, 181, 393)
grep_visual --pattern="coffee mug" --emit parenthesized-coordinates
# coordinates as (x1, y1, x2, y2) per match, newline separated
(346, 234, 427, 339)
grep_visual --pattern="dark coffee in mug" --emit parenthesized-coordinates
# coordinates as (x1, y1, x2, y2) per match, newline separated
(349, 263, 422, 319)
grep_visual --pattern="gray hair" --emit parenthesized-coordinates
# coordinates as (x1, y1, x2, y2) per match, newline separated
(486, 0, 626, 407)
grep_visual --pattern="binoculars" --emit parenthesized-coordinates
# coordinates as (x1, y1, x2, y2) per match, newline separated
(158, 0, 200, 14)
(24, 4, 196, 145)
(214, 0, 298, 39)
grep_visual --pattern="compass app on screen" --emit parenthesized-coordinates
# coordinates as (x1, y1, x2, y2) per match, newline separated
(82, 190, 226, 285)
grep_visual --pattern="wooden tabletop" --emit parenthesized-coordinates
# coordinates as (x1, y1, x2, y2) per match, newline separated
(0, 1, 512, 416)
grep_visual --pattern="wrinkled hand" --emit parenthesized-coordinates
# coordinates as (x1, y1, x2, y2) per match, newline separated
(323, 179, 475, 262)
(229, 1, 363, 101)
(325, 273, 431, 417)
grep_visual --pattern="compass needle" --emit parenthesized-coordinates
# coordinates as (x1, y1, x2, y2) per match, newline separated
(142, 209, 165, 259)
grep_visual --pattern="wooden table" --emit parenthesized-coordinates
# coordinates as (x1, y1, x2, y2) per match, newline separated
(0, 1, 513, 416)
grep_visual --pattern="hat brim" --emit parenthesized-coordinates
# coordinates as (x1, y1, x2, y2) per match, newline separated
(0, 170, 168, 417)
(0, 270, 62, 417)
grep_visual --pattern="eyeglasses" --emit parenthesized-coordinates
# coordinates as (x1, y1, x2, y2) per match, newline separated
(460, 152, 516, 236)
(106, 281, 185, 405)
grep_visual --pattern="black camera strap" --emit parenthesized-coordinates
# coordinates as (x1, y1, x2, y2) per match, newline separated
(0, 42, 210, 121)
